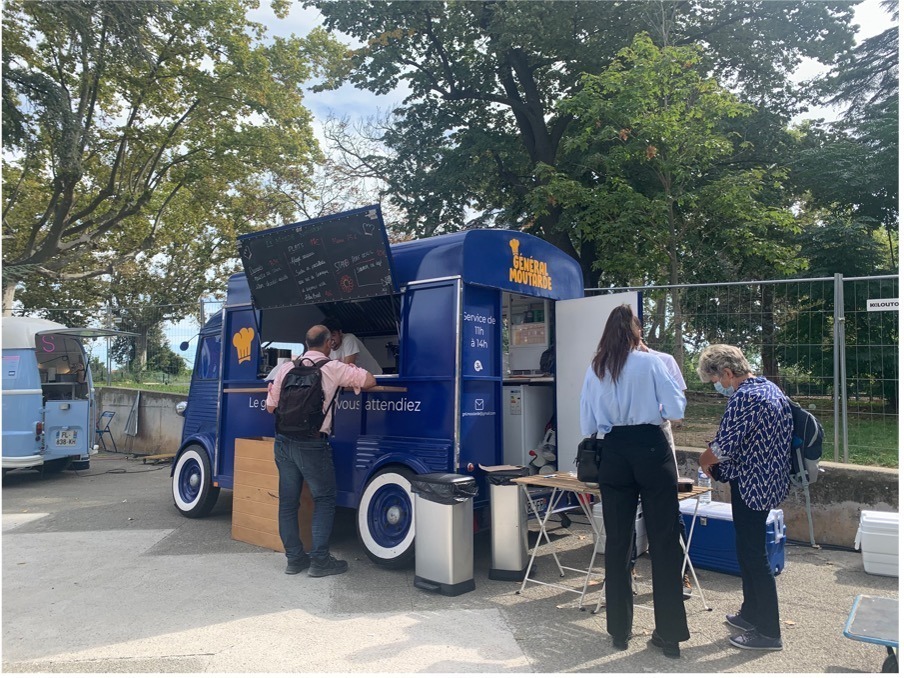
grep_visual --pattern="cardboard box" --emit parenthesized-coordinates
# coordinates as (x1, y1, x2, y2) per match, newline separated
(232, 437, 313, 553)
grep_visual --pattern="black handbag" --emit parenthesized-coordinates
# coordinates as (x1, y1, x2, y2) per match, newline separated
(575, 433, 602, 484)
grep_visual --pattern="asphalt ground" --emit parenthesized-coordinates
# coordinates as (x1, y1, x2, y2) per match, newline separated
(2, 453, 899, 674)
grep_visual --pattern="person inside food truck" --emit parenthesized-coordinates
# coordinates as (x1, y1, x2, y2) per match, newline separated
(322, 316, 383, 375)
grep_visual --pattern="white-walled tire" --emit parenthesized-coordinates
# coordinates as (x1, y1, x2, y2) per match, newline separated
(172, 445, 220, 518)
(357, 466, 416, 569)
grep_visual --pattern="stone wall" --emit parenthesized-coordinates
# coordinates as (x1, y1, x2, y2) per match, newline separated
(676, 448, 898, 548)
(96, 387, 184, 455)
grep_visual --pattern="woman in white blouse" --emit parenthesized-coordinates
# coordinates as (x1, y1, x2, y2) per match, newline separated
(580, 305, 688, 658)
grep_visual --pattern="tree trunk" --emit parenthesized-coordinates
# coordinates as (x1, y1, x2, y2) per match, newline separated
(647, 296, 667, 346)
(2, 280, 17, 316)
(135, 332, 149, 371)
(667, 201, 684, 371)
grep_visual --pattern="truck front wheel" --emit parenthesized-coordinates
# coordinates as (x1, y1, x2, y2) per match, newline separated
(172, 446, 220, 518)
(357, 466, 416, 569)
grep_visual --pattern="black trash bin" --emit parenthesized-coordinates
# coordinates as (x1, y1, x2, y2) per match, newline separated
(487, 466, 531, 581)
(411, 473, 478, 596)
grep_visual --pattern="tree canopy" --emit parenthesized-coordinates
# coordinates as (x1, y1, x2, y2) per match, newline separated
(306, 0, 857, 282)
(791, 0, 899, 270)
(2, 0, 338, 314)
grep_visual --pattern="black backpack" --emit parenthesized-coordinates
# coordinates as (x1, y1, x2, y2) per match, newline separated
(275, 358, 339, 438)
(787, 398, 824, 485)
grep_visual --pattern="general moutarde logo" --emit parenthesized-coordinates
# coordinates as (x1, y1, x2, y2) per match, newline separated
(508, 238, 553, 291)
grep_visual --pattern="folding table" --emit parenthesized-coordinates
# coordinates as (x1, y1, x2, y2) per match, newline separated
(511, 472, 712, 613)
(512, 473, 601, 608)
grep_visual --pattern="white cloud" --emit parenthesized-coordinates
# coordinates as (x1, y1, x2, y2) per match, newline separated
(247, 2, 407, 148)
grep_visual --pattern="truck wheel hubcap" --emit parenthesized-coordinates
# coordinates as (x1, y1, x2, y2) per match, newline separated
(386, 506, 401, 525)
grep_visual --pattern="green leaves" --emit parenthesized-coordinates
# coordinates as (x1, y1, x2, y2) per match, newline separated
(2, 0, 331, 316)
(306, 1, 856, 286)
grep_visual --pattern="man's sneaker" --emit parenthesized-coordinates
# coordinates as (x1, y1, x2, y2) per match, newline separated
(729, 630, 783, 651)
(284, 555, 310, 575)
(308, 554, 348, 578)
(682, 574, 692, 600)
(725, 612, 756, 632)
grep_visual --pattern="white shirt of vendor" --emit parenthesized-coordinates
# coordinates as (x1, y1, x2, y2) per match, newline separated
(647, 347, 687, 391)
(331, 333, 383, 375)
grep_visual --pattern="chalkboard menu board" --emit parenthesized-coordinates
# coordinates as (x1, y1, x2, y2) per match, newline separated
(237, 205, 396, 310)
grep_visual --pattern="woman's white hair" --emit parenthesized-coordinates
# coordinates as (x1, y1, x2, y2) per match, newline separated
(696, 344, 752, 382)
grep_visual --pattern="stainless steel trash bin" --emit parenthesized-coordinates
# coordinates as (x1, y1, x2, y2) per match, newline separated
(411, 473, 478, 596)
(487, 466, 530, 581)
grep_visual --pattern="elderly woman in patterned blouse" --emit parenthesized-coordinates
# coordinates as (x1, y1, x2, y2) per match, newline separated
(696, 344, 792, 653)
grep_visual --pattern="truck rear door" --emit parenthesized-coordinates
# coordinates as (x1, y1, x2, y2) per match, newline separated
(35, 328, 137, 458)
(554, 292, 640, 472)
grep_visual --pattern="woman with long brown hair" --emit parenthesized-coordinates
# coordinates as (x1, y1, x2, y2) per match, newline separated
(580, 304, 689, 658)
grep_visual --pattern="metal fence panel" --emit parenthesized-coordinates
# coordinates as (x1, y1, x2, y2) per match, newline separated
(11, 275, 897, 466)
(588, 275, 898, 468)
(838, 276, 899, 465)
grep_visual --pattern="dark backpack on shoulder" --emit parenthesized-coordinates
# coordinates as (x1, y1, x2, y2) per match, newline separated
(275, 358, 338, 438)
(787, 398, 824, 485)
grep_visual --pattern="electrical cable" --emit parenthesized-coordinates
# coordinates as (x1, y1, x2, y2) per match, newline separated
(71, 457, 171, 477)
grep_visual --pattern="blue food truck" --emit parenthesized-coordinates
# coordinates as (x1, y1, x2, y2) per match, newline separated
(171, 205, 637, 567)
(2, 317, 134, 474)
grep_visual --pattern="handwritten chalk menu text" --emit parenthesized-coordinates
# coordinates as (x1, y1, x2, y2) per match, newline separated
(237, 205, 396, 309)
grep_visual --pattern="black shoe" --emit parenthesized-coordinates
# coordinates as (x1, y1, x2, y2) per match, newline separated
(612, 634, 631, 651)
(308, 554, 348, 578)
(650, 631, 680, 659)
(285, 555, 310, 575)
(726, 612, 756, 632)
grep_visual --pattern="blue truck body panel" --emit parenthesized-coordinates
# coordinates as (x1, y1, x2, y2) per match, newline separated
(174, 219, 584, 562)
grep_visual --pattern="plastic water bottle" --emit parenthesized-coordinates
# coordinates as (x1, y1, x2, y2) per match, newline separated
(697, 467, 712, 504)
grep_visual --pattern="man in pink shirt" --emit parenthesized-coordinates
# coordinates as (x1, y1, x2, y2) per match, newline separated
(266, 324, 376, 577)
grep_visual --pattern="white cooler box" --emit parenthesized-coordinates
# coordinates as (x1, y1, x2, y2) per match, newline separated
(591, 502, 648, 556)
(855, 511, 899, 577)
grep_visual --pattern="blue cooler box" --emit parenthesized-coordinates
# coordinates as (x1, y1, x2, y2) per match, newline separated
(679, 499, 786, 576)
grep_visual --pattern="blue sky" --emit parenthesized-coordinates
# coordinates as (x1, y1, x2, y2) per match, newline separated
(246, 2, 405, 141)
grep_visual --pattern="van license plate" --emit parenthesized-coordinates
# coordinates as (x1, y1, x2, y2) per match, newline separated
(56, 430, 77, 447)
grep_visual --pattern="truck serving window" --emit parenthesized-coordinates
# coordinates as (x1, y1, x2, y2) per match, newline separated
(197, 335, 222, 381)
(259, 294, 401, 376)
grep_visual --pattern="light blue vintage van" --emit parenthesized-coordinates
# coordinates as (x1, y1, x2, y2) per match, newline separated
(1, 317, 131, 474)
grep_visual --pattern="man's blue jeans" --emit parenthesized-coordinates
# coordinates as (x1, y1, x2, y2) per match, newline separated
(274, 434, 337, 562)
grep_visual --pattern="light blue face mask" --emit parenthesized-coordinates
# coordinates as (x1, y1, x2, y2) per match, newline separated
(714, 380, 735, 397)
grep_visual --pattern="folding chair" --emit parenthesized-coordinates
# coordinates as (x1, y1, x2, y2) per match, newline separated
(95, 411, 117, 453)
(790, 447, 818, 547)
